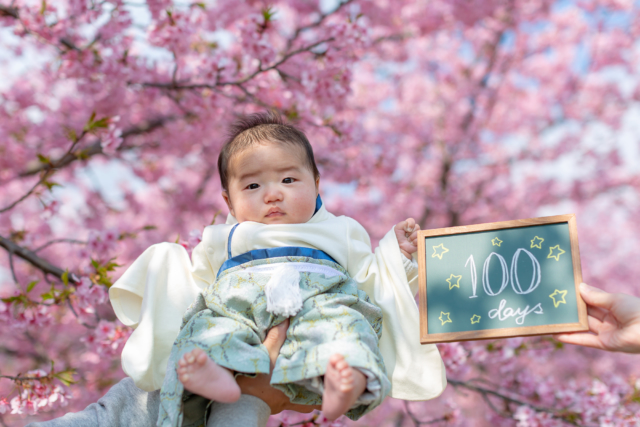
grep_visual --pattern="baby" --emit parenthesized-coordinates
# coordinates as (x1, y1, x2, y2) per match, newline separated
(110, 111, 446, 427)
(167, 113, 420, 423)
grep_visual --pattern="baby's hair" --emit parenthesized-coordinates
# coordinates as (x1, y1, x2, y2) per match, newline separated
(218, 111, 320, 191)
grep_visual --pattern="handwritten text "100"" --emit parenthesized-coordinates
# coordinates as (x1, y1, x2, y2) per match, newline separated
(465, 248, 541, 298)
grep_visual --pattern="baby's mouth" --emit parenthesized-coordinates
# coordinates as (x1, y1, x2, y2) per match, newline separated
(266, 209, 284, 218)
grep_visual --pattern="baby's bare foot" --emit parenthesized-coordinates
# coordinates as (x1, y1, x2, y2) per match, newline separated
(177, 348, 240, 403)
(322, 354, 366, 421)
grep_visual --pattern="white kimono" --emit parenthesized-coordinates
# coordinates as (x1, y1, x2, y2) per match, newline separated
(109, 204, 447, 401)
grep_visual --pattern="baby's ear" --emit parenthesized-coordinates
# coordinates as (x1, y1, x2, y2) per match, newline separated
(221, 191, 234, 216)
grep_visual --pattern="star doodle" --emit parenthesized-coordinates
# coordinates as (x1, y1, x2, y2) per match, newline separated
(470, 314, 481, 324)
(432, 243, 449, 260)
(439, 312, 452, 326)
(547, 245, 566, 261)
(446, 274, 462, 290)
(549, 289, 568, 308)
(530, 236, 544, 249)
(491, 237, 503, 247)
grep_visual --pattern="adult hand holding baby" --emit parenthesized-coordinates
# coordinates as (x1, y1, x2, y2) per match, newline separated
(555, 283, 640, 354)
(394, 218, 421, 259)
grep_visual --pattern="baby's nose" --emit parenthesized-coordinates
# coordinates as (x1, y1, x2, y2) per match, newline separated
(264, 185, 284, 202)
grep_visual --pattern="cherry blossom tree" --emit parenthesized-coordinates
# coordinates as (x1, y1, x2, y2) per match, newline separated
(1, 0, 639, 425)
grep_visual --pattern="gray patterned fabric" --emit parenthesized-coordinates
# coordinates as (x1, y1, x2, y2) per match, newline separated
(158, 256, 389, 427)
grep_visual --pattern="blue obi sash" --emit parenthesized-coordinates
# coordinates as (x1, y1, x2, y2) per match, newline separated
(216, 195, 338, 277)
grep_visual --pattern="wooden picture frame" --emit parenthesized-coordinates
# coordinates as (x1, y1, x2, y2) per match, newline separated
(417, 214, 588, 344)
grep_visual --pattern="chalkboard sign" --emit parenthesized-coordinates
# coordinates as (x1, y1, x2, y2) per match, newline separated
(417, 215, 588, 344)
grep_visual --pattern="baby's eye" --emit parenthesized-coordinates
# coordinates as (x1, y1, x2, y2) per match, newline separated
(246, 183, 260, 190)
(282, 177, 295, 184)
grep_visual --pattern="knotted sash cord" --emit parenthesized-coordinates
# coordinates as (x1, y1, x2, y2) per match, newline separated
(242, 262, 345, 317)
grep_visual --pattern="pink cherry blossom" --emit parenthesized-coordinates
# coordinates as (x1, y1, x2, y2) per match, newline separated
(2, 0, 640, 425)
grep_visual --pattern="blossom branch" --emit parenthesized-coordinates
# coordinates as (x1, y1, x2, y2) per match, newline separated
(66, 299, 96, 329)
(33, 239, 87, 254)
(448, 379, 584, 426)
(0, 170, 54, 214)
(20, 115, 180, 177)
(0, 3, 101, 54)
(138, 38, 335, 90)
(285, 0, 353, 50)
(0, 4, 18, 19)
(0, 235, 79, 284)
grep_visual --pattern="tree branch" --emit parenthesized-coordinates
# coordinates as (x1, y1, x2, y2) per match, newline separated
(0, 171, 54, 213)
(0, 4, 19, 18)
(285, 0, 353, 51)
(448, 379, 585, 426)
(0, 235, 79, 284)
(19, 115, 179, 177)
(33, 238, 86, 253)
(138, 38, 334, 90)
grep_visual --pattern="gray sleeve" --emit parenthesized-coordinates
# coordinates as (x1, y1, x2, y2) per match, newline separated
(25, 378, 160, 427)
(25, 378, 271, 427)
(206, 395, 271, 427)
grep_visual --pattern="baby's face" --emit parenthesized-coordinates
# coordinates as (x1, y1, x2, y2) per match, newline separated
(222, 142, 319, 225)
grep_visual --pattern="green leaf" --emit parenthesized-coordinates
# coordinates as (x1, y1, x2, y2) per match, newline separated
(75, 149, 90, 160)
(194, 2, 205, 9)
(40, 0, 46, 15)
(84, 111, 107, 132)
(104, 259, 121, 271)
(53, 369, 76, 386)
(261, 6, 277, 22)
(1, 296, 21, 303)
(166, 10, 175, 25)
(41, 292, 54, 300)
(143, 225, 157, 230)
(61, 270, 69, 286)
(37, 154, 51, 164)
(284, 108, 299, 120)
(65, 127, 78, 142)
(91, 117, 110, 130)
(43, 180, 61, 191)
(26, 280, 38, 293)
(175, 234, 180, 243)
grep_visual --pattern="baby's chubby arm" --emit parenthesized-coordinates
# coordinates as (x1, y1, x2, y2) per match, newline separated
(393, 218, 420, 260)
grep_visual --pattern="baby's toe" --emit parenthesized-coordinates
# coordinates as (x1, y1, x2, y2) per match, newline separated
(329, 354, 343, 366)
(335, 359, 350, 372)
(195, 350, 208, 366)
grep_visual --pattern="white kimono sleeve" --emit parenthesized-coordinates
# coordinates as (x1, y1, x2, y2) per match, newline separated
(109, 243, 203, 391)
(345, 217, 447, 401)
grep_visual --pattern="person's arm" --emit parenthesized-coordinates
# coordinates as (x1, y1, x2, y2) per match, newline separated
(555, 283, 640, 354)
(25, 377, 161, 427)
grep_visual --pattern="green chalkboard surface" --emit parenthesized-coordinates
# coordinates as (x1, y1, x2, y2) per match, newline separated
(417, 215, 588, 344)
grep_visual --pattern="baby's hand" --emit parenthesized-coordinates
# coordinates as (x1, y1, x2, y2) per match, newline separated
(394, 218, 420, 260)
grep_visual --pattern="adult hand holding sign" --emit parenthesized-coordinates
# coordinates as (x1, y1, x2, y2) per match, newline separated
(555, 283, 640, 354)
